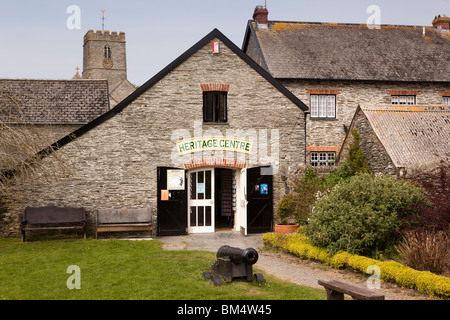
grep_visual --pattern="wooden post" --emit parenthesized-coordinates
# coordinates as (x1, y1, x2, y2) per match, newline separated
(325, 288, 345, 300)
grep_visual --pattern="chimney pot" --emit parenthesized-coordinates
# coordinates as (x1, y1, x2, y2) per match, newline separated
(432, 14, 450, 31)
(253, 5, 269, 28)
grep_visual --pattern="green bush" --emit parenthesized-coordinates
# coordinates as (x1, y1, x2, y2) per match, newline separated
(346, 129, 370, 175)
(276, 193, 296, 225)
(277, 129, 366, 227)
(323, 162, 352, 187)
(288, 173, 321, 225)
(282, 164, 353, 225)
(304, 173, 428, 256)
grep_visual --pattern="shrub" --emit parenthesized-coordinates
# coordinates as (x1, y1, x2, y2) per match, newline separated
(284, 164, 353, 225)
(404, 159, 450, 232)
(288, 174, 321, 225)
(276, 193, 296, 225)
(262, 232, 450, 298)
(277, 130, 367, 229)
(346, 129, 370, 175)
(398, 231, 449, 275)
(323, 162, 352, 187)
(304, 173, 428, 256)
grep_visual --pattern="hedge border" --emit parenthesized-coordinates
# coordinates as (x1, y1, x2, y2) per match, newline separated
(262, 232, 450, 298)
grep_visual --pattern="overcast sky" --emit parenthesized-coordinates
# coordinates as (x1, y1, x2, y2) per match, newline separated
(1, 0, 449, 86)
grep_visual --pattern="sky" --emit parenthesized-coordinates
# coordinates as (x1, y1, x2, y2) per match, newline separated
(1, 0, 449, 86)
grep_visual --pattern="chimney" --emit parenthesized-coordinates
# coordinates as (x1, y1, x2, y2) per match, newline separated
(432, 14, 450, 32)
(253, 5, 269, 28)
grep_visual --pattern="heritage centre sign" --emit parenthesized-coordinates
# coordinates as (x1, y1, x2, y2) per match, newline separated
(176, 136, 252, 155)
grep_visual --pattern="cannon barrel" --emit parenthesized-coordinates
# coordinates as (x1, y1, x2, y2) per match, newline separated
(216, 245, 259, 265)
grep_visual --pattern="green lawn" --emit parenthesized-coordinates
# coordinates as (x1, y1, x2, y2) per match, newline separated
(0, 238, 325, 300)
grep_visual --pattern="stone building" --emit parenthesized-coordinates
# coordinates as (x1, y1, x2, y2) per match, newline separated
(81, 30, 135, 107)
(338, 105, 450, 176)
(243, 7, 450, 168)
(8, 29, 308, 237)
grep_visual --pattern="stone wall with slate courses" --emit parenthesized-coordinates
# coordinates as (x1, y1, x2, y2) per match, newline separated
(4, 38, 307, 237)
(8, 124, 81, 154)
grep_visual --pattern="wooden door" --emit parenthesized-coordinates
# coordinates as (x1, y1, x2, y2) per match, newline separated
(246, 166, 273, 234)
(157, 167, 187, 236)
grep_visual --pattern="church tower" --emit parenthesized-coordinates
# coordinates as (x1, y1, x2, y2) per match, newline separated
(82, 30, 128, 86)
(82, 30, 135, 107)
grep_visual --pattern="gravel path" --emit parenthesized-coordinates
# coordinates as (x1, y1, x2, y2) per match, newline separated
(158, 231, 434, 300)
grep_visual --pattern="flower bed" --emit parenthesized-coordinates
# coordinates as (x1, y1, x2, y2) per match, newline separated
(262, 232, 450, 298)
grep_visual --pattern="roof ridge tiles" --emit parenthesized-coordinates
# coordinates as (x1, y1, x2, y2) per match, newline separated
(360, 104, 450, 112)
(263, 20, 433, 29)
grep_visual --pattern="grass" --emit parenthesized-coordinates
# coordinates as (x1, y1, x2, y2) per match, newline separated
(0, 238, 326, 300)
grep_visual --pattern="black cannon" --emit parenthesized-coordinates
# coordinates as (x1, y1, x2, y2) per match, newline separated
(203, 245, 265, 286)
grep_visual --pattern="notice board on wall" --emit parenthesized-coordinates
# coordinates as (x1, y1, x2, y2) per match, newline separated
(167, 170, 185, 190)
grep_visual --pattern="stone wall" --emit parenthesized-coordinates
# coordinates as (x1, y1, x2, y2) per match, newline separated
(4, 37, 306, 237)
(281, 79, 450, 164)
(338, 108, 397, 176)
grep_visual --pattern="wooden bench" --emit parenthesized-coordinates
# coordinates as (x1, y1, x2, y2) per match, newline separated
(318, 279, 385, 300)
(19, 206, 87, 242)
(95, 208, 152, 239)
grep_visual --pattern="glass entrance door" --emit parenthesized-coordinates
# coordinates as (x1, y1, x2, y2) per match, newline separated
(188, 168, 215, 233)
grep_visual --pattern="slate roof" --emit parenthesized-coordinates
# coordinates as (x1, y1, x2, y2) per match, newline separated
(243, 21, 450, 82)
(358, 105, 450, 168)
(0, 79, 110, 124)
(108, 79, 136, 107)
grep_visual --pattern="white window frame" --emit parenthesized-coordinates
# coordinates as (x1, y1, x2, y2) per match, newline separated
(310, 152, 336, 167)
(391, 95, 416, 105)
(443, 96, 450, 105)
(311, 95, 336, 119)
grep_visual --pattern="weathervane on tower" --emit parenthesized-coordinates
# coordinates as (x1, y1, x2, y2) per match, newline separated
(101, 9, 105, 32)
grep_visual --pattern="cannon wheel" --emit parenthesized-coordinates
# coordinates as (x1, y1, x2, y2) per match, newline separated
(254, 273, 266, 283)
(212, 275, 222, 286)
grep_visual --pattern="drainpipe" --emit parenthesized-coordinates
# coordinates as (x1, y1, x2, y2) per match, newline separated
(304, 112, 309, 165)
